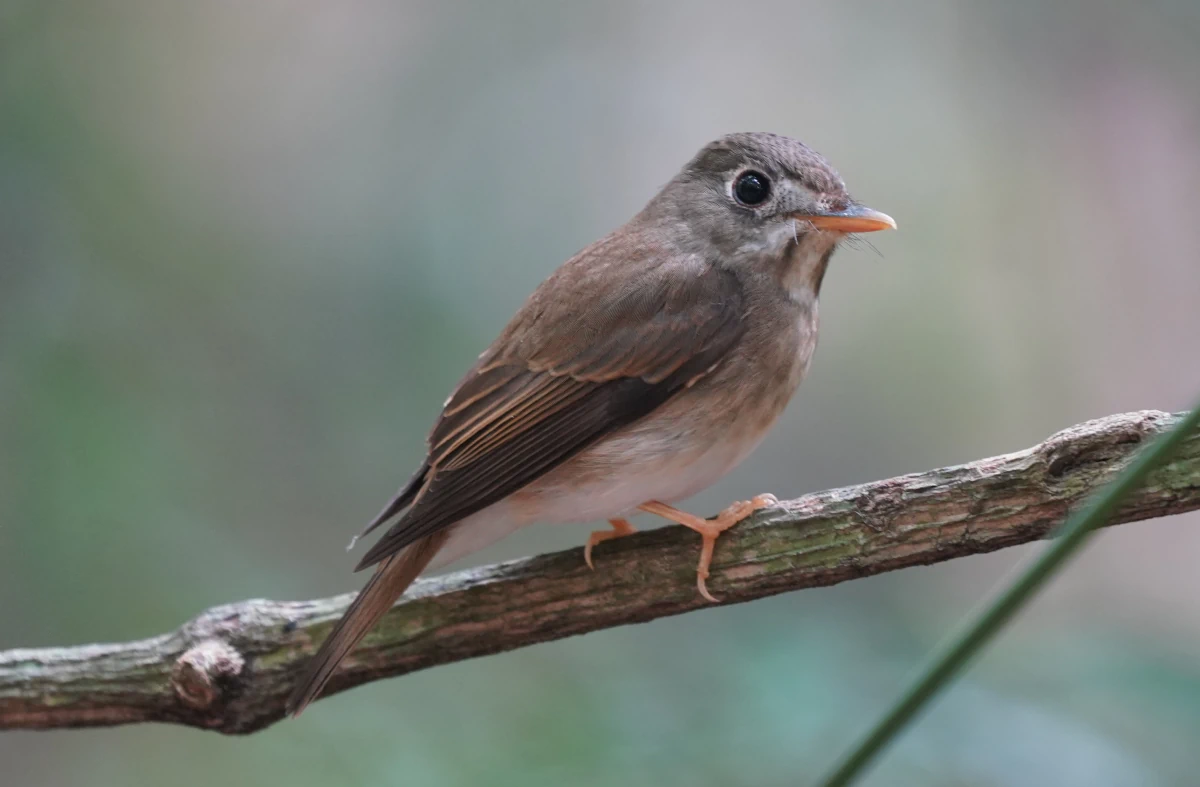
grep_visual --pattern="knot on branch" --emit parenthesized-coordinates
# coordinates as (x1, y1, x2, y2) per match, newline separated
(855, 479, 907, 532)
(1039, 410, 1169, 479)
(171, 639, 244, 710)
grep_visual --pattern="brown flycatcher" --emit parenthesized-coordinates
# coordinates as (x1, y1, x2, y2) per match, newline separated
(287, 132, 895, 714)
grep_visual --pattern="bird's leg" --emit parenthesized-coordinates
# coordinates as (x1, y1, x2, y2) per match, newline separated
(584, 518, 638, 570)
(639, 494, 778, 602)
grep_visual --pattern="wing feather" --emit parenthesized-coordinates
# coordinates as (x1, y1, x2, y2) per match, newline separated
(356, 245, 746, 570)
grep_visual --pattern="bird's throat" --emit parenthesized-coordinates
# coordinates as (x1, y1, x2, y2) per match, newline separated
(781, 231, 839, 301)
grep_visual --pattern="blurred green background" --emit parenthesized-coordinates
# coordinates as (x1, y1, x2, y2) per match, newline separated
(3, 1, 1200, 785)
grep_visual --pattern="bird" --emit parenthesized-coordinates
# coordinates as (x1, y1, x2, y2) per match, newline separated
(286, 132, 895, 715)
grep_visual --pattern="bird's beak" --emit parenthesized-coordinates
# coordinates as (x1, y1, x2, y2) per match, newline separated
(792, 203, 896, 233)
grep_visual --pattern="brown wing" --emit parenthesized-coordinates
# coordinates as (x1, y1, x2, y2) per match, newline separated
(355, 245, 745, 570)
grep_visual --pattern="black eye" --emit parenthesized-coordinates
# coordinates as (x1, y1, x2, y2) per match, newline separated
(733, 170, 771, 206)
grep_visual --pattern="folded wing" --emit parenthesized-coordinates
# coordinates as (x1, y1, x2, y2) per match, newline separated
(356, 251, 745, 570)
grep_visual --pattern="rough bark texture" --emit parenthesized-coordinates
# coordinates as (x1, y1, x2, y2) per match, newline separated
(2, 410, 1197, 735)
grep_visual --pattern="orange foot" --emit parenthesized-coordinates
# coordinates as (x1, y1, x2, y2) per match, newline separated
(639, 494, 778, 602)
(584, 517, 638, 570)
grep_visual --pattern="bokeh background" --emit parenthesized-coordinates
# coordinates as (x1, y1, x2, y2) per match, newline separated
(3, 1, 1200, 785)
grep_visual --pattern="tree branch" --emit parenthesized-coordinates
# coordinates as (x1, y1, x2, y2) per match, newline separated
(3, 410, 1198, 735)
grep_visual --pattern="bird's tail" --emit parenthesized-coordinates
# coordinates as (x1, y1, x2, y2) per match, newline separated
(286, 531, 448, 716)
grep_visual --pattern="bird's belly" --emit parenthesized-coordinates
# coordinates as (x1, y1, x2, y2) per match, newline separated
(508, 364, 799, 524)
(519, 432, 762, 523)
(430, 424, 764, 569)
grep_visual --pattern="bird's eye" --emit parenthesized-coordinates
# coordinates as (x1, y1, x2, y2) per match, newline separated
(733, 171, 771, 206)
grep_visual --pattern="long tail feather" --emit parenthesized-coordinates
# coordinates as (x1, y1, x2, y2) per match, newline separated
(286, 530, 448, 716)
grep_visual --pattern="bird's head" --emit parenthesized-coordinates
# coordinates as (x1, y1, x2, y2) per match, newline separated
(646, 132, 895, 294)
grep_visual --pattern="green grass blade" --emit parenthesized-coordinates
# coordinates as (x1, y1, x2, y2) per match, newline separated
(817, 402, 1200, 787)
